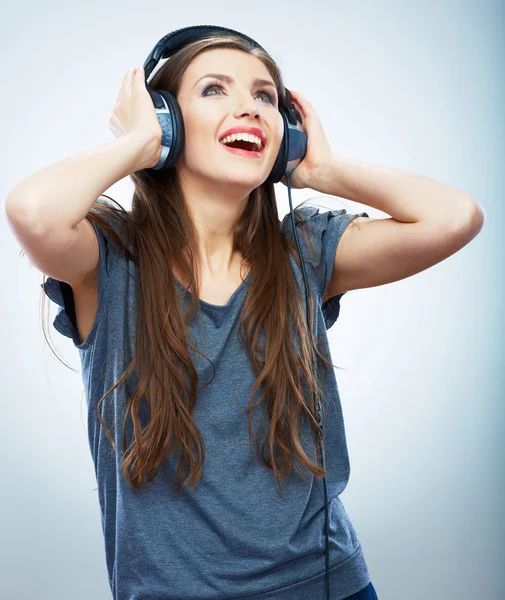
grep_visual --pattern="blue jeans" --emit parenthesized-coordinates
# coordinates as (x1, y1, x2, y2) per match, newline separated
(343, 581, 379, 599)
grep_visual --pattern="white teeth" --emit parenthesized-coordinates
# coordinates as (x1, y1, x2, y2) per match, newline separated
(219, 132, 263, 150)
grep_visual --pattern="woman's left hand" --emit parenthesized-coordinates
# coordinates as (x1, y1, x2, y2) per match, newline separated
(279, 89, 333, 190)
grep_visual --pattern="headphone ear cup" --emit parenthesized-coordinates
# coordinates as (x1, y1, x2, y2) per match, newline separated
(265, 108, 289, 184)
(146, 89, 185, 170)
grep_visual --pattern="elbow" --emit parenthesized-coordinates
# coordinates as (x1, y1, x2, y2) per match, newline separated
(4, 194, 45, 236)
(469, 199, 486, 235)
(455, 197, 486, 242)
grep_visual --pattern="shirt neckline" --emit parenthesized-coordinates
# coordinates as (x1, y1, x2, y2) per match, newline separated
(173, 268, 252, 309)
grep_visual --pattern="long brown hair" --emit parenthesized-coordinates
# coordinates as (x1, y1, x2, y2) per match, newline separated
(40, 32, 347, 495)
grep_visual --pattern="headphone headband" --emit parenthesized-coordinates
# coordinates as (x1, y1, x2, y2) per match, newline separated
(143, 25, 265, 82)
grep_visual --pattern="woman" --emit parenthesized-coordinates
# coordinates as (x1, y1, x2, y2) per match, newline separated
(5, 28, 483, 600)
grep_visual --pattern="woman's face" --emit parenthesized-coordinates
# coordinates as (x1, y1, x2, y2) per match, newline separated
(176, 48, 284, 193)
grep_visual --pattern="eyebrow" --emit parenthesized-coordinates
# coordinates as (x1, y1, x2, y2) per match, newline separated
(193, 73, 277, 93)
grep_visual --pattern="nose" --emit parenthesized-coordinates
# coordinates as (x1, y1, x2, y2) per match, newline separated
(233, 97, 262, 119)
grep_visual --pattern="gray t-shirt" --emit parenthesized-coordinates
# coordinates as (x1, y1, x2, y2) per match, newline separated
(43, 199, 371, 600)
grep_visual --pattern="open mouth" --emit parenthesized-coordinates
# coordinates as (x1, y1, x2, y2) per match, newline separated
(221, 139, 264, 152)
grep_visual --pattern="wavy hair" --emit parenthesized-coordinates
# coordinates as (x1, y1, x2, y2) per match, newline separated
(39, 32, 348, 495)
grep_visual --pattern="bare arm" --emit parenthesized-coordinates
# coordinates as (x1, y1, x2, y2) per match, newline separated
(4, 67, 162, 288)
(310, 153, 484, 298)
(4, 132, 160, 233)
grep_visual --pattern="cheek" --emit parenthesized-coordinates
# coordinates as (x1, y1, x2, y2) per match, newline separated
(270, 120, 284, 154)
(274, 113, 284, 141)
(182, 108, 220, 146)
(181, 122, 213, 157)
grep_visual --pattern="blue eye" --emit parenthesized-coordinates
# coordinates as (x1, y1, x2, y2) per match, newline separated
(202, 81, 276, 104)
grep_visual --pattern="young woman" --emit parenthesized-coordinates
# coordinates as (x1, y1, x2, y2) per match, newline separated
(5, 29, 483, 600)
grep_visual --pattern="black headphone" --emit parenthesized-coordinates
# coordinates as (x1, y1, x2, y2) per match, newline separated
(141, 24, 331, 600)
(141, 24, 307, 184)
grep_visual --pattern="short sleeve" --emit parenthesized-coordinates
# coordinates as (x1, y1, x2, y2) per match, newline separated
(41, 199, 122, 349)
(281, 206, 369, 329)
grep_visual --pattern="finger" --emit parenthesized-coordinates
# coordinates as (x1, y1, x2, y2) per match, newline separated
(124, 67, 137, 98)
(288, 90, 307, 120)
(290, 89, 307, 103)
(133, 68, 145, 88)
(290, 90, 311, 109)
(120, 68, 135, 90)
(123, 67, 136, 84)
(117, 68, 136, 102)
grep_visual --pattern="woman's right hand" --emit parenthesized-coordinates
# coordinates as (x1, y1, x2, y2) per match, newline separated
(109, 67, 163, 169)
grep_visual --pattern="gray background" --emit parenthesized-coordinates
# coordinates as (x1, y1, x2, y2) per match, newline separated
(1, 1, 503, 599)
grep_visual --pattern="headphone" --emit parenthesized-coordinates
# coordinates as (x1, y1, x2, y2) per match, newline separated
(141, 25, 331, 600)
